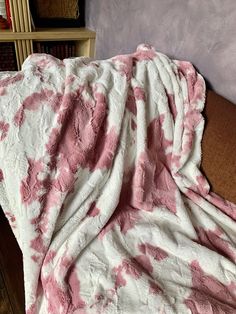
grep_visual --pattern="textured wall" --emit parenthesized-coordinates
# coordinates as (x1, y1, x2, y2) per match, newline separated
(86, 0, 236, 104)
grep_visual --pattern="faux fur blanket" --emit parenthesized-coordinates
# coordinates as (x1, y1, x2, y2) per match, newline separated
(0, 45, 235, 314)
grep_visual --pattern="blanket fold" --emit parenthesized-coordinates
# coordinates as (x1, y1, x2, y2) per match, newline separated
(0, 44, 235, 314)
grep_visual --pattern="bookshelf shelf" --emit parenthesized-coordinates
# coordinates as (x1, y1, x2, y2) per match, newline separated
(0, 28, 95, 41)
(0, 1, 96, 70)
(0, 29, 13, 40)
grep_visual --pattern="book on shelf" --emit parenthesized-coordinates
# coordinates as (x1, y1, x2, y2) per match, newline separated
(72, 43, 75, 58)
(68, 43, 72, 58)
(34, 41, 77, 59)
(5, 0, 11, 28)
(0, 42, 17, 71)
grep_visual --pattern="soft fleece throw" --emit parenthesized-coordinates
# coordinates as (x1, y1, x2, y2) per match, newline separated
(0, 45, 235, 314)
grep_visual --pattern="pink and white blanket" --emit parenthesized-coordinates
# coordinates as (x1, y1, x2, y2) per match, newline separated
(0, 45, 236, 314)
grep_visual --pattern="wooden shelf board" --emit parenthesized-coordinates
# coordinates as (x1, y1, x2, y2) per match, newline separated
(0, 29, 12, 33)
(0, 27, 96, 41)
(0, 29, 13, 42)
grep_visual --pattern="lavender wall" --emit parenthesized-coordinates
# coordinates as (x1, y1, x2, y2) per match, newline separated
(86, 0, 236, 104)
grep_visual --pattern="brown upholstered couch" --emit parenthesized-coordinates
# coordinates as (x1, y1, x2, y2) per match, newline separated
(0, 90, 235, 314)
(201, 91, 236, 204)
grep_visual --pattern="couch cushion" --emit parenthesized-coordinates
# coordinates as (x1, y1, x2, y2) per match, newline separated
(201, 90, 236, 204)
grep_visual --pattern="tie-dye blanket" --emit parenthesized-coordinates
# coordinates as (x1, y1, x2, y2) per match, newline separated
(0, 45, 235, 314)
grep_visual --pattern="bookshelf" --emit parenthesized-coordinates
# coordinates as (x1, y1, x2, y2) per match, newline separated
(0, 0, 96, 71)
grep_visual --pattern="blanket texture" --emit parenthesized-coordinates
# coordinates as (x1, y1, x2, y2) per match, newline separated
(0, 45, 236, 314)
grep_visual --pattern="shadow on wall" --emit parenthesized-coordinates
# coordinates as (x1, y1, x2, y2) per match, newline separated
(85, 0, 236, 104)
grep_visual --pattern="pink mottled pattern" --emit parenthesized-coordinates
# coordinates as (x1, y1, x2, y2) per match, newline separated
(207, 192, 236, 221)
(0, 121, 9, 141)
(87, 202, 100, 217)
(139, 243, 168, 261)
(14, 89, 58, 126)
(0, 87, 6, 96)
(0, 72, 24, 88)
(149, 280, 163, 295)
(0, 169, 3, 182)
(185, 261, 236, 314)
(196, 227, 236, 262)
(0, 45, 235, 314)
